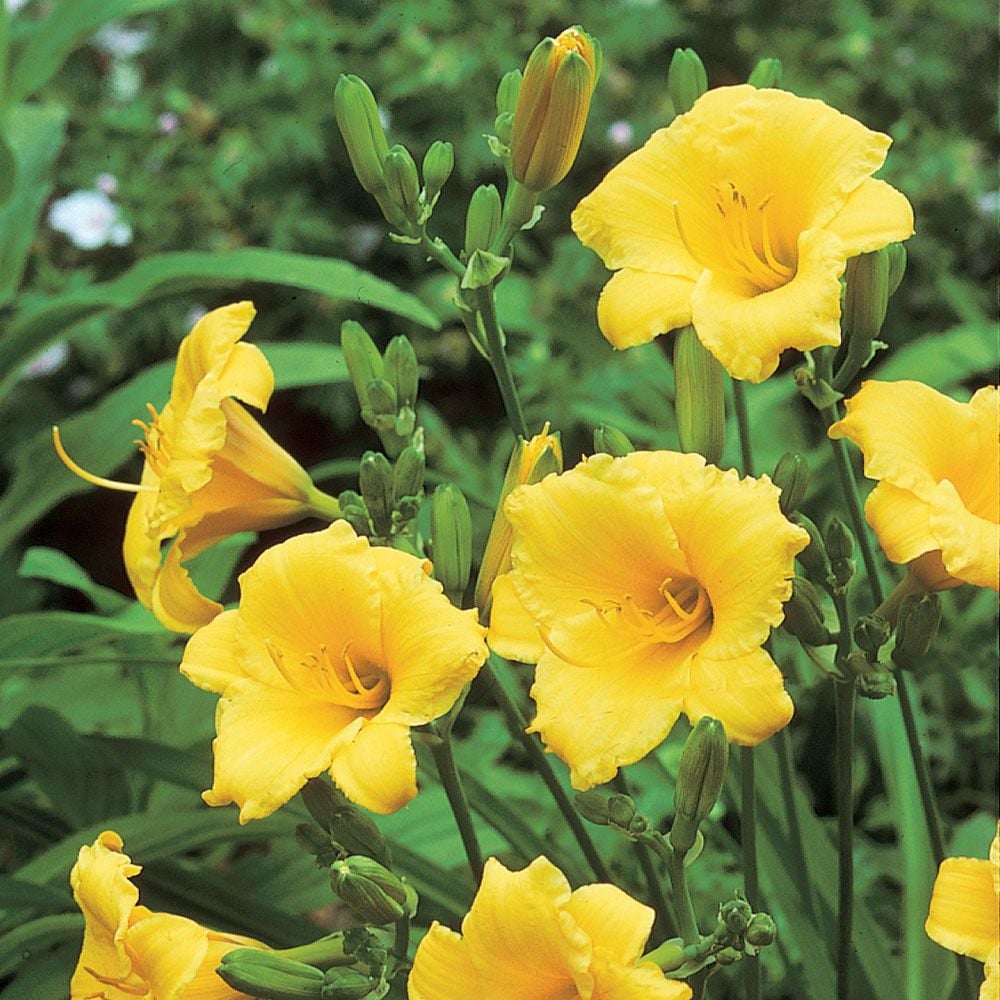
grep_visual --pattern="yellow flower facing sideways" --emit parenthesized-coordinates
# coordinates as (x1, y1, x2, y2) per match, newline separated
(925, 822, 1000, 1000)
(70, 831, 264, 1000)
(54, 301, 339, 634)
(180, 520, 489, 818)
(829, 381, 999, 591)
(408, 856, 691, 1000)
(488, 451, 808, 789)
(572, 85, 914, 383)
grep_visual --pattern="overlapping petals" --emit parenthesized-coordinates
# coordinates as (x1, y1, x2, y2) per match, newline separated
(488, 451, 807, 789)
(572, 85, 913, 382)
(926, 822, 1000, 999)
(829, 381, 1000, 590)
(180, 520, 488, 819)
(408, 856, 690, 1000)
(70, 831, 262, 1000)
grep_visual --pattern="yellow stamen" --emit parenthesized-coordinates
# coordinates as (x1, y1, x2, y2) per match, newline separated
(265, 638, 389, 710)
(83, 967, 146, 996)
(52, 426, 153, 494)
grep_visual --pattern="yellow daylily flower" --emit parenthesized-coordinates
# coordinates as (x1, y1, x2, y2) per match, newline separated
(180, 520, 488, 819)
(488, 451, 808, 789)
(54, 301, 341, 634)
(572, 86, 914, 382)
(925, 822, 1000, 1000)
(70, 830, 264, 1000)
(408, 856, 691, 1000)
(828, 381, 999, 591)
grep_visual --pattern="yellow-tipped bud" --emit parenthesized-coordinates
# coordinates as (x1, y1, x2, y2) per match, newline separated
(674, 325, 725, 466)
(334, 74, 389, 195)
(510, 26, 599, 192)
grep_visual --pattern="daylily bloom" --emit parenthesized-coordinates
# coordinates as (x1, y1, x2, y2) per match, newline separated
(828, 381, 999, 591)
(180, 520, 488, 818)
(488, 451, 807, 789)
(54, 301, 341, 633)
(70, 830, 263, 1000)
(408, 856, 691, 1000)
(572, 85, 914, 383)
(925, 822, 1000, 1000)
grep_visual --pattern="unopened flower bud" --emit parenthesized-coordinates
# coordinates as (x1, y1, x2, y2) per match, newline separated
(383, 144, 421, 222)
(886, 241, 907, 296)
(392, 446, 425, 506)
(334, 75, 389, 196)
(892, 592, 942, 666)
(383, 335, 419, 410)
(747, 57, 783, 89)
(745, 912, 777, 947)
(361, 378, 398, 430)
(338, 490, 371, 537)
(720, 896, 753, 935)
(574, 790, 611, 825)
(844, 249, 891, 345)
(465, 184, 503, 257)
(672, 716, 728, 855)
(856, 669, 897, 700)
(431, 484, 472, 601)
(593, 425, 635, 457)
(510, 26, 599, 192)
(331, 857, 414, 924)
(666, 47, 707, 116)
(496, 69, 523, 115)
(421, 140, 454, 204)
(341, 321, 383, 412)
(321, 968, 377, 1000)
(359, 452, 394, 537)
(217, 949, 324, 1000)
(791, 513, 832, 583)
(825, 518, 856, 589)
(607, 793, 638, 830)
(782, 576, 831, 646)
(715, 947, 743, 966)
(772, 452, 809, 516)
(494, 111, 514, 147)
(854, 613, 891, 658)
(673, 325, 725, 466)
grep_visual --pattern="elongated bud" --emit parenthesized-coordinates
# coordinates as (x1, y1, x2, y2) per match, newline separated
(782, 576, 831, 646)
(331, 857, 414, 924)
(334, 75, 389, 196)
(825, 517, 855, 589)
(666, 48, 708, 115)
(593, 425, 634, 457)
(431, 484, 472, 601)
(720, 897, 753, 935)
(337, 490, 371, 537)
(494, 111, 514, 147)
(496, 69, 523, 115)
(747, 57, 782, 88)
(321, 968, 378, 1000)
(383, 335, 419, 410)
(383, 144, 421, 222)
(465, 184, 503, 256)
(341, 321, 383, 411)
(772, 452, 809, 516)
(361, 378, 397, 435)
(510, 26, 599, 192)
(359, 452, 394, 537)
(300, 780, 391, 867)
(574, 790, 611, 825)
(474, 425, 562, 615)
(886, 241, 907, 296)
(421, 140, 454, 204)
(745, 912, 777, 947)
(392, 446, 425, 506)
(217, 949, 324, 1000)
(671, 717, 728, 855)
(844, 249, 891, 345)
(892, 592, 942, 665)
(791, 512, 831, 583)
(607, 794, 638, 830)
(674, 325, 725, 466)
(854, 613, 891, 658)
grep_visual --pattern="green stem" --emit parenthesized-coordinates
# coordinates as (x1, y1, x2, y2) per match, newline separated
(834, 679, 856, 1000)
(484, 657, 612, 882)
(474, 286, 528, 438)
(305, 484, 343, 521)
(775, 727, 816, 925)
(428, 730, 484, 883)
(663, 843, 700, 945)
(419, 231, 466, 278)
(394, 916, 410, 964)
(731, 377, 754, 475)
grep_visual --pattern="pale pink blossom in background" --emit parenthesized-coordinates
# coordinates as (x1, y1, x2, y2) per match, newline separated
(157, 111, 180, 135)
(47, 190, 132, 250)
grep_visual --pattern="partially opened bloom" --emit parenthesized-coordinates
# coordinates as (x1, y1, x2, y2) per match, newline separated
(55, 302, 340, 633)
(408, 856, 690, 1000)
(70, 830, 263, 1000)
(489, 451, 807, 789)
(828, 381, 999, 591)
(572, 86, 914, 382)
(180, 520, 488, 818)
(925, 822, 1000, 1000)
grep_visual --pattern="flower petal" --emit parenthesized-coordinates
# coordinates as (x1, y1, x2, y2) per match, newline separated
(984, 945, 1000, 1000)
(564, 884, 653, 964)
(926, 856, 998, 962)
(408, 924, 481, 1000)
(123, 911, 208, 1000)
(151, 530, 224, 634)
(864, 481, 936, 565)
(216, 342, 274, 414)
(122, 470, 166, 611)
(591, 955, 693, 1000)
(328, 720, 418, 815)
(487, 573, 545, 664)
(180, 610, 247, 693)
(931, 480, 1000, 591)
(596, 268, 696, 350)
(824, 177, 914, 256)
(185, 932, 265, 1000)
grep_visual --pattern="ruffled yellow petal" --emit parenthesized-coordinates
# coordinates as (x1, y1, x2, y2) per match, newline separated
(991, 824, 999, 896)
(690, 227, 845, 383)
(596, 268, 696, 350)
(591, 955, 692, 1000)
(151, 531, 224, 634)
(179, 610, 248, 694)
(564, 884, 653, 964)
(926, 856, 998, 962)
(408, 924, 481, 1000)
(328, 720, 418, 815)
(683, 647, 794, 745)
(487, 573, 545, 663)
(863, 482, 936, 565)
(931, 480, 1000, 591)
(824, 177, 915, 256)
(215, 342, 273, 415)
(204, 678, 363, 822)
(122, 468, 167, 610)
(984, 945, 1000, 1000)
(123, 911, 209, 1000)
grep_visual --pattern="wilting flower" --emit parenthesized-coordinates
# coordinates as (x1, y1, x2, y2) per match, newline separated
(926, 822, 1000, 1000)
(54, 302, 341, 633)
(489, 451, 807, 789)
(70, 830, 263, 1000)
(828, 381, 999, 591)
(572, 86, 914, 382)
(180, 520, 488, 818)
(408, 856, 691, 1000)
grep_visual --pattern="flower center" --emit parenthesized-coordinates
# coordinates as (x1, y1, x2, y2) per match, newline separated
(674, 182, 795, 292)
(594, 576, 712, 646)
(131, 402, 172, 479)
(82, 965, 148, 997)
(265, 639, 389, 711)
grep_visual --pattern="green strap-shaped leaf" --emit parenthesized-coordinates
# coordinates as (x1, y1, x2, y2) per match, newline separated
(0, 914, 82, 979)
(18, 547, 130, 614)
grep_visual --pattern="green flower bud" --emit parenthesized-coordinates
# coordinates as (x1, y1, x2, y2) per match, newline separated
(772, 452, 809, 516)
(747, 57, 783, 88)
(392, 445, 425, 507)
(359, 452, 394, 537)
(666, 48, 708, 115)
(383, 336, 419, 410)
(856, 669, 897, 700)
(431, 484, 472, 600)
(321, 968, 377, 1000)
(782, 576, 832, 646)
(338, 491, 371, 537)
(844, 249, 891, 345)
(607, 793, 637, 830)
(745, 912, 777, 947)
(421, 140, 454, 204)
(218, 949, 324, 1000)
(383, 144, 421, 222)
(673, 325, 725, 466)
(825, 517, 856, 589)
(295, 824, 341, 867)
(341, 321, 384, 411)
(496, 69, 523, 115)
(671, 716, 729, 855)
(854, 613, 891, 658)
(334, 75, 389, 196)
(465, 184, 503, 257)
(593, 425, 635, 457)
(791, 513, 831, 583)
(494, 111, 514, 147)
(361, 378, 398, 433)
(331, 857, 414, 924)
(300, 780, 392, 867)
(574, 790, 611, 825)
(715, 947, 743, 966)
(886, 241, 907, 296)
(892, 592, 942, 666)
(720, 896, 753, 935)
